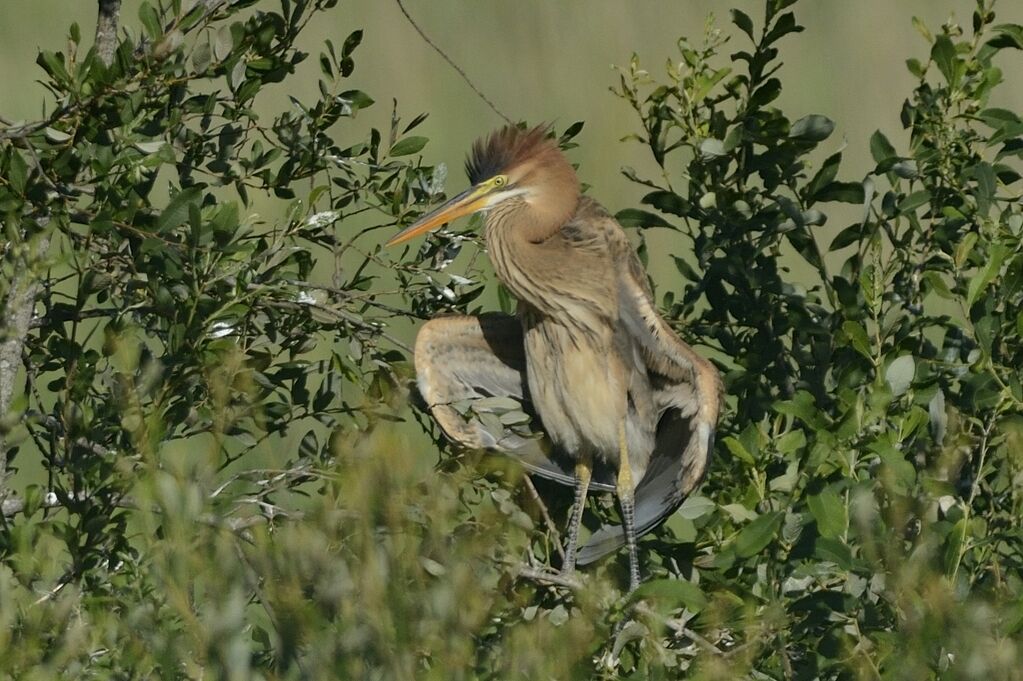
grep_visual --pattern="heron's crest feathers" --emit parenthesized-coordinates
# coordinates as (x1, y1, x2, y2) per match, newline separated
(466, 124, 558, 185)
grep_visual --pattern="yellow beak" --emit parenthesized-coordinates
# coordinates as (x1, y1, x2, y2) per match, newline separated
(386, 185, 492, 246)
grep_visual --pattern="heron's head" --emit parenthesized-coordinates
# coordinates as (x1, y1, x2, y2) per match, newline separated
(387, 125, 580, 246)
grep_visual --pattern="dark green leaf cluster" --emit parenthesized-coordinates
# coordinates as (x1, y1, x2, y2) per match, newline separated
(606, 0, 1023, 676)
(2, 0, 1022, 678)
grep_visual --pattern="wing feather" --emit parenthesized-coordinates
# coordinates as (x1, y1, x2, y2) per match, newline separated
(414, 314, 616, 491)
(576, 214, 722, 565)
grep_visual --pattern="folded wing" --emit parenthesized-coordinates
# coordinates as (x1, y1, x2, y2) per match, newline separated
(575, 216, 721, 565)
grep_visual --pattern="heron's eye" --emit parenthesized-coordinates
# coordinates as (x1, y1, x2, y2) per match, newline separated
(492, 175, 507, 188)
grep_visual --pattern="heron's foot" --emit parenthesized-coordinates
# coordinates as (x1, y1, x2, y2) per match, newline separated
(516, 564, 583, 591)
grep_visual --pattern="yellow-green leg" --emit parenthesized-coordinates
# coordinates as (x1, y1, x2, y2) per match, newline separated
(562, 452, 592, 574)
(617, 421, 640, 592)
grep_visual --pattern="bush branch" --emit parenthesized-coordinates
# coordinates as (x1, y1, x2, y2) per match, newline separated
(95, 0, 122, 67)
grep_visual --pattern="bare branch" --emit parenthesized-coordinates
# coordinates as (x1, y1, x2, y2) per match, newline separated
(514, 564, 583, 591)
(95, 0, 122, 67)
(262, 296, 412, 353)
(0, 230, 49, 505)
(522, 474, 566, 562)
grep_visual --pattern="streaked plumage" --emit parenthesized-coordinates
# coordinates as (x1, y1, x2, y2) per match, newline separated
(389, 125, 721, 589)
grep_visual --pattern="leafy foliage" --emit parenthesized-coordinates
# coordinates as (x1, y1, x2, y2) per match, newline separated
(0, 0, 1021, 678)
(611, 0, 1023, 676)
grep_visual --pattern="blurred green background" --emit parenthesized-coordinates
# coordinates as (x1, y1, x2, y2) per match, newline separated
(2, 5, 1022, 676)
(5, 2, 1022, 338)
(3, 0, 1021, 470)
(4, 1, 1021, 218)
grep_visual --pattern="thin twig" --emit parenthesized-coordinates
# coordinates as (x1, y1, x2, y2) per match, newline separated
(263, 297, 412, 353)
(393, 0, 513, 125)
(515, 564, 583, 591)
(522, 474, 565, 562)
(33, 571, 74, 605)
(632, 602, 724, 655)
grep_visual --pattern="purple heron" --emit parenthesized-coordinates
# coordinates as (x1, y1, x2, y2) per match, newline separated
(388, 125, 721, 590)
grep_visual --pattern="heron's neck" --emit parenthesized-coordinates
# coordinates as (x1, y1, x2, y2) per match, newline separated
(484, 193, 579, 307)
(517, 183, 579, 243)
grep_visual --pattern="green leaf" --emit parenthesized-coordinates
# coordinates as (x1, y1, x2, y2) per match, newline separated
(891, 160, 918, 179)
(763, 12, 803, 46)
(8, 150, 28, 194)
(389, 136, 428, 157)
(943, 518, 968, 575)
(897, 190, 931, 214)
(155, 187, 202, 233)
(192, 41, 212, 73)
(814, 536, 854, 569)
(869, 130, 897, 164)
(1000, 415, 1023, 455)
(723, 435, 755, 465)
(842, 321, 873, 360)
(829, 224, 863, 252)
(338, 89, 374, 112)
(955, 232, 978, 268)
(807, 151, 842, 201)
(971, 162, 997, 216)
(912, 16, 933, 43)
(977, 107, 1021, 129)
(139, 1, 162, 40)
(44, 127, 71, 143)
(731, 9, 755, 40)
(630, 578, 707, 612)
(615, 208, 673, 229)
(774, 391, 828, 429)
(676, 495, 716, 520)
(734, 512, 783, 558)
(967, 243, 1009, 306)
(929, 389, 947, 444)
(815, 181, 865, 204)
(989, 23, 1023, 50)
(36, 51, 70, 84)
(642, 190, 688, 217)
(923, 271, 954, 300)
(931, 34, 959, 86)
(885, 355, 915, 396)
(342, 29, 364, 57)
(789, 114, 834, 142)
(671, 256, 699, 282)
(776, 429, 806, 454)
(214, 26, 233, 61)
(808, 488, 847, 539)
(699, 138, 727, 158)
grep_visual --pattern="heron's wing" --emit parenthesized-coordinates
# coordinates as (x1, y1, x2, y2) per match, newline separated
(576, 212, 722, 565)
(414, 313, 616, 492)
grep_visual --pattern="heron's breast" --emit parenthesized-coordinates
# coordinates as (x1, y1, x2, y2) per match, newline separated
(522, 319, 629, 457)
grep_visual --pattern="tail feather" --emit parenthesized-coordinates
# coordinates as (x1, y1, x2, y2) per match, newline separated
(576, 415, 714, 565)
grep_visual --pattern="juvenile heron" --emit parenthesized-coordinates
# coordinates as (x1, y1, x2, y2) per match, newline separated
(388, 125, 721, 590)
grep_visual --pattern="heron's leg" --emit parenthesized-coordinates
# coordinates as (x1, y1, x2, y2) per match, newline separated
(617, 420, 640, 592)
(562, 451, 592, 574)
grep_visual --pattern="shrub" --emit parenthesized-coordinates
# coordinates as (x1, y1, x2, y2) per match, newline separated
(0, 0, 1020, 678)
